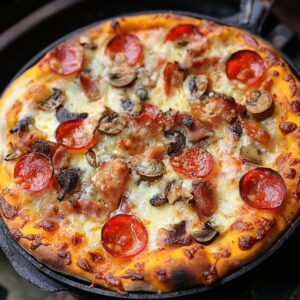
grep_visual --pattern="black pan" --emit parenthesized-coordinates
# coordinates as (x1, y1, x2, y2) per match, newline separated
(0, 0, 300, 298)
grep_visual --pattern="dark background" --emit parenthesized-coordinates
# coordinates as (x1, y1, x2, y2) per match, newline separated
(0, 1, 299, 300)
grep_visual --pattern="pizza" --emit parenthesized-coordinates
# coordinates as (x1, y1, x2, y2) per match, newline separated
(0, 13, 299, 293)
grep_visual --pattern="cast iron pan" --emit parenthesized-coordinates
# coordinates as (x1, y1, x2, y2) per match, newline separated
(0, 0, 300, 298)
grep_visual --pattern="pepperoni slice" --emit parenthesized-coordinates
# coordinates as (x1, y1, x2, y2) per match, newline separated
(101, 214, 148, 258)
(226, 50, 265, 87)
(165, 24, 202, 42)
(48, 40, 85, 76)
(55, 119, 97, 151)
(163, 62, 183, 96)
(170, 147, 214, 179)
(14, 152, 53, 192)
(105, 34, 143, 66)
(239, 168, 287, 209)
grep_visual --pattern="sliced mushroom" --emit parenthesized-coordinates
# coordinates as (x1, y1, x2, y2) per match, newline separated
(108, 66, 136, 87)
(97, 111, 127, 135)
(85, 148, 98, 167)
(192, 223, 219, 245)
(246, 90, 273, 115)
(36, 88, 64, 111)
(131, 157, 166, 180)
(136, 67, 157, 88)
(9, 117, 30, 134)
(4, 143, 22, 161)
(239, 144, 261, 165)
(150, 194, 168, 207)
(185, 74, 208, 100)
(79, 36, 97, 50)
(165, 130, 186, 156)
(163, 179, 193, 204)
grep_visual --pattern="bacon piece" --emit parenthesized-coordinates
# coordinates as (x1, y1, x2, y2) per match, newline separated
(182, 119, 213, 142)
(80, 73, 101, 101)
(192, 180, 216, 221)
(240, 118, 271, 148)
(52, 146, 70, 169)
(163, 62, 183, 96)
(95, 159, 129, 211)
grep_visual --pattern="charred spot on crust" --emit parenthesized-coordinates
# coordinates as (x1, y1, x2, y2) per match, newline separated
(0, 195, 18, 219)
(201, 266, 218, 285)
(35, 219, 58, 232)
(122, 269, 144, 281)
(56, 105, 88, 123)
(77, 257, 92, 273)
(169, 268, 197, 289)
(163, 221, 192, 246)
(57, 251, 72, 265)
(56, 168, 81, 201)
(9, 117, 30, 134)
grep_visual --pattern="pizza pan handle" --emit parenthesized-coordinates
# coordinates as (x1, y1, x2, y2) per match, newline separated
(238, 0, 277, 34)
(0, 219, 66, 293)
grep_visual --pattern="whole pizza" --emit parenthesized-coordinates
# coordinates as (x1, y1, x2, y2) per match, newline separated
(0, 13, 299, 293)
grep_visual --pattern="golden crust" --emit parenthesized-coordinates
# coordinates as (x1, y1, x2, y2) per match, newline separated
(0, 13, 299, 293)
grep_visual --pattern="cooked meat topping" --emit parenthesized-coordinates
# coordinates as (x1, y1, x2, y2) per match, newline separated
(55, 105, 88, 123)
(56, 168, 81, 201)
(165, 130, 186, 156)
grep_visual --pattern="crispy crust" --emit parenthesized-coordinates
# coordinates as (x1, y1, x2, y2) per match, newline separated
(0, 13, 299, 293)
